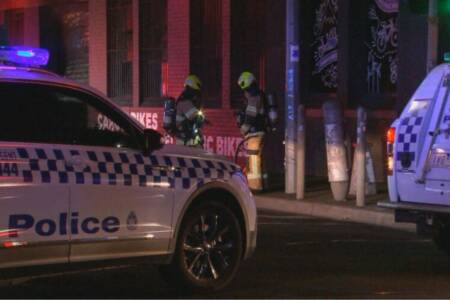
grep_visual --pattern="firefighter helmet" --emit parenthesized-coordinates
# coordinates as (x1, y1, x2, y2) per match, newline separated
(184, 74, 202, 91)
(237, 71, 256, 90)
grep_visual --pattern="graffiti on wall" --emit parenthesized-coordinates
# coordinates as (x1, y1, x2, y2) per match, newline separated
(366, 0, 398, 93)
(311, 0, 338, 92)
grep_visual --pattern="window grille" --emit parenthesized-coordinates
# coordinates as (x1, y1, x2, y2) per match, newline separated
(107, 0, 133, 106)
(230, 0, 266, 109)
(190, 0, 222, 108)
(139, 0, 168, 106)
(4, 9, 24, 45)
(60, 2, 89, 84)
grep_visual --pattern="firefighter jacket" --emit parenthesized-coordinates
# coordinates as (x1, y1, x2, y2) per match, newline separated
(240, 89, 266, 136)
(175, 95, 202, 142)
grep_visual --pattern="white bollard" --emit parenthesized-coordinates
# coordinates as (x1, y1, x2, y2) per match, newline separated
(296, 105, 305, 200)
(349, 144, 377, 197)
(322, 101, 349, 201)
(356, 107, 367, 207)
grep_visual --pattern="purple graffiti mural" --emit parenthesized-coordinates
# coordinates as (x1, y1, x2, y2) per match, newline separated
(366, 0, 398, 93)
(311, 0, 338, 92)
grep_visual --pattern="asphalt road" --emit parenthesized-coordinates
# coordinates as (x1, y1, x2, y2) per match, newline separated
(2, 210, 450, 299)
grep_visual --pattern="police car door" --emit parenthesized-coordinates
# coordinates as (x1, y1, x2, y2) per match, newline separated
(47, 87, 174, 262)
(0, 82, 70, 268)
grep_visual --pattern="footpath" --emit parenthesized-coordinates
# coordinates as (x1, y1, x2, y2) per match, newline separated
(254, 185, 416, 232)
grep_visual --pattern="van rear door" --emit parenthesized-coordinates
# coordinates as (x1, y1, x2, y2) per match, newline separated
(395, 64, 450, 205)
(421, 69, 450, 203)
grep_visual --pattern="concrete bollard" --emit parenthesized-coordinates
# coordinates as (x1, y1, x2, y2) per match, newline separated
(349, 145, 377, 197)
(296, 105, 305, 200)
(322, 101, 349, 201)
(356, 106, 367, 207)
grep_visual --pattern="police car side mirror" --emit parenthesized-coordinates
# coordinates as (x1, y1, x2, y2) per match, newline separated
(143, 129, 164, 154)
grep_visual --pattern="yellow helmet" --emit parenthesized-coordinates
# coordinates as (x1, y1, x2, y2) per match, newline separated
(184, 74, 202, 91)
(237, 71, 256, 90)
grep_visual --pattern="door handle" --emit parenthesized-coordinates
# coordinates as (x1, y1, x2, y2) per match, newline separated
(430, 127, 450, 137)
(152, 165, 181, 172)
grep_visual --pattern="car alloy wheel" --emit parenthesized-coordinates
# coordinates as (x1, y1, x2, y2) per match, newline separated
(182, 211, 238, 281)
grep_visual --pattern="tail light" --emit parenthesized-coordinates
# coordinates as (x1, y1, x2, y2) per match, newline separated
(386, 127, 395, 176)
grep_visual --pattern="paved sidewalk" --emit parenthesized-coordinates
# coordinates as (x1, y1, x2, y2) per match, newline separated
(255, 186, 416, 232)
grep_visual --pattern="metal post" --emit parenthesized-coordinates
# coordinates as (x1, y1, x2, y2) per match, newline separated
(427, 0, 439, 73)
(285, 0, 300, 194)
(356, 106, 367, 207)
(296, 105, 305, 199)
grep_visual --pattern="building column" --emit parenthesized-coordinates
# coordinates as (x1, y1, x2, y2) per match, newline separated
(222, 0, 231, 109)
(167, 0, 190, 98)
(24, 6, 39, 47)
(89, 0, 107, 94)
(132, 0, 140, 107)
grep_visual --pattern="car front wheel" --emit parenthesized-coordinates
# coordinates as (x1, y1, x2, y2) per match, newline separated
(160, 201, 243, 292)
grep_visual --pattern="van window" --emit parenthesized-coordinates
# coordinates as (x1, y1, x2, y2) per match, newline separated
(0, 82, 140, 149)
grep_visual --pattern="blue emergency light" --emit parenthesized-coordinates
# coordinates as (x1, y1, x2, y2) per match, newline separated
(0, 46, 49, 67)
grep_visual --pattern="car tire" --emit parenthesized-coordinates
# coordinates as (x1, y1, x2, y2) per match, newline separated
(159, 201, 243, 293)
(433, 218, 450, 254)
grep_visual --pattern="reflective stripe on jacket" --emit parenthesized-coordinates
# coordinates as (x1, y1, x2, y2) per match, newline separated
(176, 99, 199, 126)
(241, 92, 266, 135)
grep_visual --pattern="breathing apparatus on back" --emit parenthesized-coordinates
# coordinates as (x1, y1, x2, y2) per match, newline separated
(264, 92, 278, 131)
(163, 97, 177, 135)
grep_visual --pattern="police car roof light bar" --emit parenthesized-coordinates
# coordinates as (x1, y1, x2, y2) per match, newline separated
(0, 46, 49, 67)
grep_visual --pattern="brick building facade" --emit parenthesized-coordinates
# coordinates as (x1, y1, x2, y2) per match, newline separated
(0, 0, 287, 189)
(0, 0, 443, 190)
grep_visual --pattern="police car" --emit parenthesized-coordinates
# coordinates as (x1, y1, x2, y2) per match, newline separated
(383, 55, 450, 254)
(0, 46, 257, 291)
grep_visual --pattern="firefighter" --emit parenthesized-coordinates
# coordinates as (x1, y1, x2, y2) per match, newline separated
(175, 74, 205, 147)
(237, 71, 267, 191)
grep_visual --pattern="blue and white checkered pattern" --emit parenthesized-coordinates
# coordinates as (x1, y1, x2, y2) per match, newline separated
(14, 147, 238, 190)
(396, 114, 424, 170)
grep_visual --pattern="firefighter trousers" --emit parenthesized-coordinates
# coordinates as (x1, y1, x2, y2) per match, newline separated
(245, 132, 265, 191)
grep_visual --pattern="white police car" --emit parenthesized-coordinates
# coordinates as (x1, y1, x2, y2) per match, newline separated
(0, 46, 257, 291)
(383, 56, 450, 254)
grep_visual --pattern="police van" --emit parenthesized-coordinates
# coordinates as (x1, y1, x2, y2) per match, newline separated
(0, 46, 257, 291)
(384, 55, 450, 254)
